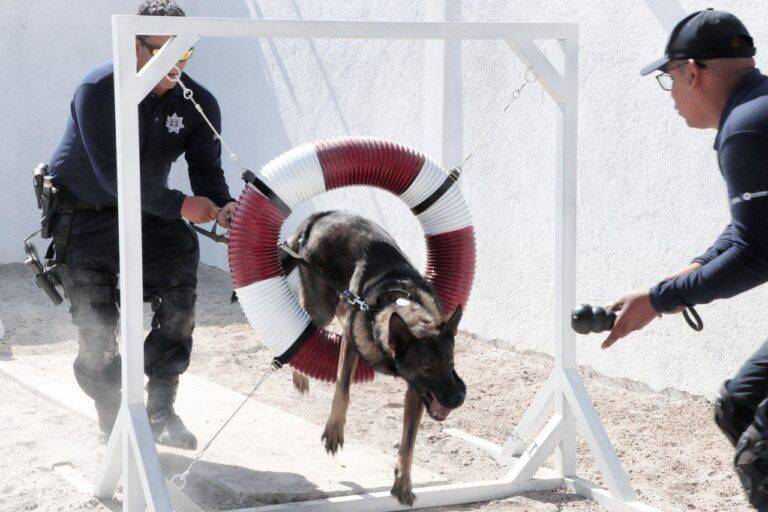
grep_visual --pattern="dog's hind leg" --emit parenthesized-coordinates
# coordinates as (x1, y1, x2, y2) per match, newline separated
(391, 385, 424, 506)
(292, 371, 310, 394)
(321, 333, 359, 454)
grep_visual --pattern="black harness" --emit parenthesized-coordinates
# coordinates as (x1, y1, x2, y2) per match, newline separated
(279, 243, 428, 376)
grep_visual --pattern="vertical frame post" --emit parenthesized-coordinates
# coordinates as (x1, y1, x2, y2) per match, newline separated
(112, 16, 150, 511)
(553, 30, 579, 477)
(423, 0, 463, 169)
(113, 18, 145, 408)
(102, 16, 177, 511)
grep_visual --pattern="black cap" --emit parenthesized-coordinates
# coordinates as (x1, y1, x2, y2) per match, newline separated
(640, 9, 755, 76)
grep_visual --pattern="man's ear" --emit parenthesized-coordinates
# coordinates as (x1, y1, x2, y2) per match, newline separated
(388, 312, 415, 357)
(442, 305, 463, 337)
(688, 59, 704, 88)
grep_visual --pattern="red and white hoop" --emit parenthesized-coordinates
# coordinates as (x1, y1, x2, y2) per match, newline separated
(227, 137, 475, 382)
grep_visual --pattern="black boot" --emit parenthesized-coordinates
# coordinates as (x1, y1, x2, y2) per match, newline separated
(735, 424, 768, 509)
(94, 392, 121, 437)
(146, 375, 197, 450)
(73, 356, 122, 438)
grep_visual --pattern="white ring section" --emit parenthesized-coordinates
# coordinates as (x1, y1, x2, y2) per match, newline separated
(257, 143, 326, 209)
(400, 159, 472, 235)
(399, 158, 444, 208)
(417, 186, 472, 235)
(235, 277, 311, 356)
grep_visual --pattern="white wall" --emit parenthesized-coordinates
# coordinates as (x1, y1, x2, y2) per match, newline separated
(2, 0, 767, 398)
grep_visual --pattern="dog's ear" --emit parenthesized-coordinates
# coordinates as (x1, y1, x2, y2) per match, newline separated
(388, 312, 416, 357)
(441, 305, 463, 337)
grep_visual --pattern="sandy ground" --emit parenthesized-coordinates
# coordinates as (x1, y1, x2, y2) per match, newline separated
(0, 261, 753, 512)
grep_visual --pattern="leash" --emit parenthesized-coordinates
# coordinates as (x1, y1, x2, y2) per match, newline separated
(277, 243, 371, 312)
(190, 220, 229, 244)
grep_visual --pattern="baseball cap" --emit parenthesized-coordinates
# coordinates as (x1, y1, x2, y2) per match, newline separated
(640, 9, 755, 76)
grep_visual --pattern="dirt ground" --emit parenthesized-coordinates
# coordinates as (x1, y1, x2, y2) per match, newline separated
(0, 262, 753, 511)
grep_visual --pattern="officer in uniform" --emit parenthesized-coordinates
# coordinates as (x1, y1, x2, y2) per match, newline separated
(601, 10, 768, 509)
(47, 0, 236, 449)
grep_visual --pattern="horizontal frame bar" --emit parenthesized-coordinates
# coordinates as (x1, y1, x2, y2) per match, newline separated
(233, 476, 565, 512)
(115, 16, 577, 41)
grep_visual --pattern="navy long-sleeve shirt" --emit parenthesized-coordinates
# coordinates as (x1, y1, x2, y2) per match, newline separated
(650, 69, 768, 312)
(50, 61, 234, 219)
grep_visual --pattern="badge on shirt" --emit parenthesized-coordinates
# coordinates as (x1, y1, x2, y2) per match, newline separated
(166, 113, 184, 134)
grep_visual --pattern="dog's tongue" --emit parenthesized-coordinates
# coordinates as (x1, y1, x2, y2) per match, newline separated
(429, 399, 454, 421)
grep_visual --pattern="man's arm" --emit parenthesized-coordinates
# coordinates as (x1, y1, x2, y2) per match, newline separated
(73, 79, 187, 218)
(691, 223, 734, 266)
(603, 131, 768, 348)
(184, 93, 235, 208)
(649, 131, 768, 312)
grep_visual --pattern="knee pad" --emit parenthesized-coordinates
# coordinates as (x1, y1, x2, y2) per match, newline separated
(715, 381, 756, 447)
(150, 287, 197, 341)
(735, 425, 768, 508)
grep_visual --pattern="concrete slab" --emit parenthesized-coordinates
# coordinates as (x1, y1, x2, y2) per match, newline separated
(0, 354, 445, 507)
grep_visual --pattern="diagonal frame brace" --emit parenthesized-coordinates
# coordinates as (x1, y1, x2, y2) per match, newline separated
(562, 367, 637, 502)
(505, 414, 563, 484)
(502, 371, 555, 457)
(506, 38, 565, 102)
(135, 33, 201, 101)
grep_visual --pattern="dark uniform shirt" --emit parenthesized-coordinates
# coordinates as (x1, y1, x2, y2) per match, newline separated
(49, 61, 233, 219)
(650, 69, 768, 312)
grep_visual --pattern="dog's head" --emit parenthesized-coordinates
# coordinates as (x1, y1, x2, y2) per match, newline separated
(385, 305, 466, 421)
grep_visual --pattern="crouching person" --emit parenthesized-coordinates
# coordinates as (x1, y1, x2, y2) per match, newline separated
(46, 0, 236, 448)
(600, 9, 768, 509)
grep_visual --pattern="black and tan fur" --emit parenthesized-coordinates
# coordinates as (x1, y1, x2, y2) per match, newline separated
(281, 211, 466, 505)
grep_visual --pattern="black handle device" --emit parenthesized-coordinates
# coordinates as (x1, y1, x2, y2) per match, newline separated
(571, 303, 703, 335)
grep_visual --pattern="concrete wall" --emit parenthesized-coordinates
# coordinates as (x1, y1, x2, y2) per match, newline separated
(2, 0, 767, 397)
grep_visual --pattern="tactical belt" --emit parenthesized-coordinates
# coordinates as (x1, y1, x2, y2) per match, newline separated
(73, 200, 116, 212)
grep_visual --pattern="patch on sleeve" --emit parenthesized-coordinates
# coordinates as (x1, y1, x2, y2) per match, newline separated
(731, 190, 768, 204)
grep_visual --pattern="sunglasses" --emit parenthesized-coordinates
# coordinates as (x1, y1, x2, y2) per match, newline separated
(139, 38, 194, 62)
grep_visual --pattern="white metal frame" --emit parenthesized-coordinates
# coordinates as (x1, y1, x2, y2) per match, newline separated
(102, 15, 661, 512)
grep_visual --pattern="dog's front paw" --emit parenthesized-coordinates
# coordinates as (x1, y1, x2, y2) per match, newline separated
(391, 467, 415, 506)
(321, 421, 344, 454)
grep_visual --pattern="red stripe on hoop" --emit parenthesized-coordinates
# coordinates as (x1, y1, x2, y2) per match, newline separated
(228, 186, 287, 288)
(425, 226, 476, 315)
(289, 327, 375, 383)
(316, 138, 424, 195)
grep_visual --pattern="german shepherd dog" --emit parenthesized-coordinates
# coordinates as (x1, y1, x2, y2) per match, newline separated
(281, 210, 466, 505)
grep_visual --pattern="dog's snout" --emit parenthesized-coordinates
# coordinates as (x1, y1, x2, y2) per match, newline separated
(446, 370, 466, 408)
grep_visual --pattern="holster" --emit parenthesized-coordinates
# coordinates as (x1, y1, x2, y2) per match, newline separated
(26, 163, 76, 304)
(34, 164, 54, 239)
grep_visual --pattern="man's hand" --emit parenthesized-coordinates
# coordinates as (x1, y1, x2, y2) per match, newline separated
(181, 196, 219, 224)
(602, 290, 662, 350)
(217, 201, 237, 228)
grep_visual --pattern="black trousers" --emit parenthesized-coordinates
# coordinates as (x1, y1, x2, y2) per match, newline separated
(57, 209, 199, 403)
(726, 339, 768, 435)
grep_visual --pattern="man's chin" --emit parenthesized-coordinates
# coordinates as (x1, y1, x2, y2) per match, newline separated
(154, 80, 178, 95)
